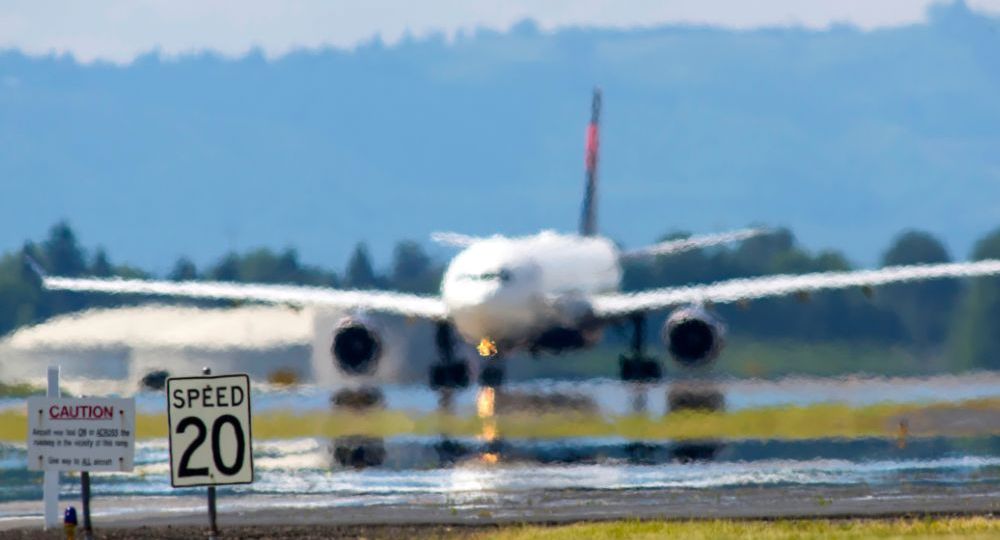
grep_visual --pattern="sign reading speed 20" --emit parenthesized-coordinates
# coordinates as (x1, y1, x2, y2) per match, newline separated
(167, 374, 253, 487)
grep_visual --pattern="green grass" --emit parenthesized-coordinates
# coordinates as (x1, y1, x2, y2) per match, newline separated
(1, 398, 996, 442)
(476, 517, 1000, 539)
(0, 381, 43, 398)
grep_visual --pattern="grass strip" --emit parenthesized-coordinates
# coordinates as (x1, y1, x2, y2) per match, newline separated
(473, 517, 1000, 540)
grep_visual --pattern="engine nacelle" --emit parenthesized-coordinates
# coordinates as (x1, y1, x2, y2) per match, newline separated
(663, 305, 726, 366)
(331, 316, 382, 375)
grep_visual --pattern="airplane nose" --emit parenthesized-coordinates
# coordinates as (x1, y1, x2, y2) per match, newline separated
(449, 288, 540, 348)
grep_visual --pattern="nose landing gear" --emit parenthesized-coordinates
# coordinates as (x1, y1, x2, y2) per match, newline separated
(478, 362, 505, 388)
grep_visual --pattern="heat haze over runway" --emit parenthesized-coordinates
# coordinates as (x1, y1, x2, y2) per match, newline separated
(1, 375, 998, 529)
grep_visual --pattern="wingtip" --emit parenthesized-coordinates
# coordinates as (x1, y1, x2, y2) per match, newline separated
(431, 232, 479, 247)
(23, 254, 46, 279)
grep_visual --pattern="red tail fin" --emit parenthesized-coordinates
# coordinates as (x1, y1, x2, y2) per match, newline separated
(580, 88, 601, 237)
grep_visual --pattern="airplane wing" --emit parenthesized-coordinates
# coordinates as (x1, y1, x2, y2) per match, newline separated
(590, 259, 1000, 318)
(622, 228, 770, 258)
(431, 232, 481, 247)
(41, 275, 448, 319)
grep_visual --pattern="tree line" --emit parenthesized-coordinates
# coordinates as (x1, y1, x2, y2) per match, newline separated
(1, 221, 999, 370)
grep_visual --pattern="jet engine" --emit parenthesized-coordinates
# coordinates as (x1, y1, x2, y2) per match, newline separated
(331, 316, 382, 375)
(662, 305, 726, 366)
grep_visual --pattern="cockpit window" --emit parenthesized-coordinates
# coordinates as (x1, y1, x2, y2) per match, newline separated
(460, 268, 513, 283)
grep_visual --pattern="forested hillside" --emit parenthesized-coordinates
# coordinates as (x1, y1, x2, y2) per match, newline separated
(3, 221, 1000, 375)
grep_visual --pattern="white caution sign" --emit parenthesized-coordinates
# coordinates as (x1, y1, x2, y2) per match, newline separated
(27, 396, 135, 472)
(167, 374, 253, 487)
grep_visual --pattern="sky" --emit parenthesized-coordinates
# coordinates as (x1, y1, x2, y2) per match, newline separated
(2, 0, 1000, 64)
(2, 0, 999, 272)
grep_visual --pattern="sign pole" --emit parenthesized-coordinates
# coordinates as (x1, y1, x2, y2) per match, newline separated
(81, 471, 92, 539)
(207, 485, 218, 538)
(43, 366, 60, 530)
(202, 367, 220, 540)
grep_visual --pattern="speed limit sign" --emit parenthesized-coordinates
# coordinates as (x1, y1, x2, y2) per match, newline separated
(167, 374, 253, 487)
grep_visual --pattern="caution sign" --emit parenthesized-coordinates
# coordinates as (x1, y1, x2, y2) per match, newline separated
(27, 397, 135, 472)
(167, 374, 253, 487)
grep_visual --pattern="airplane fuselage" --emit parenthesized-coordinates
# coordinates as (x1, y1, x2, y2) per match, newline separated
(441, 231, 621, 351)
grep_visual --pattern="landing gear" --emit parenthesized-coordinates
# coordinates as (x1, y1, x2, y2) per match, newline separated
(331, 436, 386, 469)
(140, 370, 170, 391)
(667, 382, 725, 412)
(331, 386, 385, 409)
(429, 323, 470, 390)
(430, 362, 470, 390)
(479, 362, 505, 388)
(619, 314, 662, 383)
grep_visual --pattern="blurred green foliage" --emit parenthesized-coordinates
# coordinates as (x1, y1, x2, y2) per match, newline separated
(949, 228, 1000, 371)
(0, 221, 998, 373)
(0, 381, 42, 398)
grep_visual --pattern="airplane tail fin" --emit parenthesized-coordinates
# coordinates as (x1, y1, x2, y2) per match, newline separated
(579, 88, 601, 237)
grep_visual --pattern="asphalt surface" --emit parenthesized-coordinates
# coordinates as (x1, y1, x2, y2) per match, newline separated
(2, 374, 998, 535)
(1, 482, 998, 536)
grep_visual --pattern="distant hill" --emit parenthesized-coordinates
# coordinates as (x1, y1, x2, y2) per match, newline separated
(1, 1, 998, 271)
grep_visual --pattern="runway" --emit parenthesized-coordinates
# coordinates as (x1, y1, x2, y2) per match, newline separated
(1, 482, 998, 532)
(1, 434, 998, 529)
(6, 372, 1000, 417)
(1, 374, 999, 530)
(147, 371, 1000, 415)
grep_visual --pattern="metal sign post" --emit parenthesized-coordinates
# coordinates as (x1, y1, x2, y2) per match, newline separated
(205, 367, 218, 540)
(80, 471, 92, 539)
(167, 367, 254, 539)
(207, 483, 218, 538)
(43, 366, 59, 530)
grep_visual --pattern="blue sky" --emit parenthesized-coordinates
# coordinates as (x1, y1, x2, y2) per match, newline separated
(2, 1, 999, 273)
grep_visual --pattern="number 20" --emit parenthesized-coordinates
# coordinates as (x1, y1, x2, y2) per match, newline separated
(176, 415, 246, 477)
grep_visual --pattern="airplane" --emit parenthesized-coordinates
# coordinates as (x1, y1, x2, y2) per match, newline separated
(35, 89, 1000, 392)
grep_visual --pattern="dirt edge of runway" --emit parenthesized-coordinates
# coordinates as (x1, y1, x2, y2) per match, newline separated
(2, 512, 997, 539)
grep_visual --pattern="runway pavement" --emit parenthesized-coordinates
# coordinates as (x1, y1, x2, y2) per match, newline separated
(2, 434, 999, 531)
(1, 482, 997, 532)
(1, 374, 998, 533)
